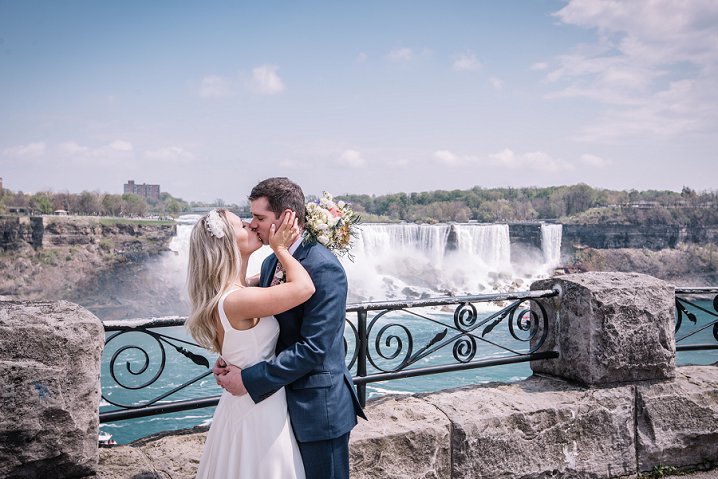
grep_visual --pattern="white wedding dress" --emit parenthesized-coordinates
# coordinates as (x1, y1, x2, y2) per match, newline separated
(196, 288, 305, 479)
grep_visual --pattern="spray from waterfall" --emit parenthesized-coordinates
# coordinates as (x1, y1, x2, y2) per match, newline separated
(165, 218, 563, 304)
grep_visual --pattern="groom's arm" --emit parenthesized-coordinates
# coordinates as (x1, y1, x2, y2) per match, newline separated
(241, 253, 347, 403)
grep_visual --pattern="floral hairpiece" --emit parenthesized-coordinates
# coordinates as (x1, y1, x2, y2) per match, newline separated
(205, 210, 226, 239)
(304, 191, 360, 260)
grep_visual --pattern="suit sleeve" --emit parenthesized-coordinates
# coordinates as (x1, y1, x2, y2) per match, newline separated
(242, 252, 347, 403)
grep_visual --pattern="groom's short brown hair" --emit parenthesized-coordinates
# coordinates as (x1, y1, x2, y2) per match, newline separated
(249, 177, 306, 227)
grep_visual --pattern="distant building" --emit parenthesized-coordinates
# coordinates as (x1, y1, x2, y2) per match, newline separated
(124, 180, 160, 201)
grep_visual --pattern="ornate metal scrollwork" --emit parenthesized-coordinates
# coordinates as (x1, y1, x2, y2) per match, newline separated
(357, 297, 551, 375)
(102, 328, 213, 410)
(674, 290, 718, 345)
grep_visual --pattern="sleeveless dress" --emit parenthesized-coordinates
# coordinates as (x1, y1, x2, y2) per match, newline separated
(195, 288, 306, 479)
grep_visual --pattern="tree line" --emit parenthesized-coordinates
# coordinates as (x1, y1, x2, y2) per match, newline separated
(2, 184, 716, 226)
(336, 185, 718, 226)
(0, 189, 200, 217)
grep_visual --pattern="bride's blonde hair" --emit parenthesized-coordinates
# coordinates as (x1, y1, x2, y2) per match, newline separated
(186, 209, 241, 352)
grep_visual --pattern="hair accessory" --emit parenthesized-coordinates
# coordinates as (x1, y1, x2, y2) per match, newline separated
(205, 210, 226, 239)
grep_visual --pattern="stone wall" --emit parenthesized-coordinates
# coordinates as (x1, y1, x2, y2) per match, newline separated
(95, 365, 717, 479)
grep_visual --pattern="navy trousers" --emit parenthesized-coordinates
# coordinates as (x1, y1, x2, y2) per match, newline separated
(298, 432, 350, 479)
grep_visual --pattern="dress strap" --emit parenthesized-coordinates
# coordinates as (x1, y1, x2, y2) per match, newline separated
(217, 287, 239, 332)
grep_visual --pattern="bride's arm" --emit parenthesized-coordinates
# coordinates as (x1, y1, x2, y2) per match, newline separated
(224, 211, 314, 320)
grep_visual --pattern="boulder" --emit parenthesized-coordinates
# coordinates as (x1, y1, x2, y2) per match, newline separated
(531, 272, 676, 385)
(425, 376, 637, 479)
(0, 301, 104, 478)
(636, 365, 718, 472)
(350, 395, 452, 479)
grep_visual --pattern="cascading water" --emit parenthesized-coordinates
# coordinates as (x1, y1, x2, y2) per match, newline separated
(165, 217, 563, 304)
(541, 224, 563, 268)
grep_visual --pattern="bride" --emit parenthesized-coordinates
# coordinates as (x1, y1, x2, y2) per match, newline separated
(185, 208, 311, 479)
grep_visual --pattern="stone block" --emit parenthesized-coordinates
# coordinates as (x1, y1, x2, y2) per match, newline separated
(531, 272, 675, 385)
(349, 395, 452, 479)
(636, 365, 718, 472)
(0, 301, 104, 478)
(426, 376, 637, 479)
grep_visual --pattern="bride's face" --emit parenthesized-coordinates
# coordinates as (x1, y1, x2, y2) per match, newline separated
(226, 212, 262, 255)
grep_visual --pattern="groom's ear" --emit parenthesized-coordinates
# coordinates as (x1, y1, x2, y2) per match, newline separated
(277, 208, 292, 223)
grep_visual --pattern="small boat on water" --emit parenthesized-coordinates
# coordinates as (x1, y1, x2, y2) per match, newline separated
(98, 430, 117, 447)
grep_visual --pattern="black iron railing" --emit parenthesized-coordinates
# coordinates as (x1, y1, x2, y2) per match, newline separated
(100, 289, 560, 423)
(674, 287, 718, 352)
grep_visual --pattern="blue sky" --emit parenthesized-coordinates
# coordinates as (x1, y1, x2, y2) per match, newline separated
(1, 0, 716, 203)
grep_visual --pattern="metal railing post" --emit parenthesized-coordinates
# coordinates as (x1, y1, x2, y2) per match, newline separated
(356, 309, 368, 408)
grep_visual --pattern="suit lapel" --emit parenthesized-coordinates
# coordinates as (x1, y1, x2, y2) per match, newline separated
(261, 254, 278, 288)
(293, 238, 313, 262)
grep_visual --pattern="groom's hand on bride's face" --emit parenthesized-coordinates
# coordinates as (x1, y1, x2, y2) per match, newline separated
(216, 364, 248, 396)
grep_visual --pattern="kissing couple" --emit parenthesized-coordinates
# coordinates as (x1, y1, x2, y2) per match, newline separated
(185, 177, 366, 479)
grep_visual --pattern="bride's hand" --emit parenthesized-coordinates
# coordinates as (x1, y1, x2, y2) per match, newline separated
(269, 210, 299, 252)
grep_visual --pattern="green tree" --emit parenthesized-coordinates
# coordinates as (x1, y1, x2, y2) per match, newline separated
(101, 194, 123, 216)
(31, 192, 54, 214)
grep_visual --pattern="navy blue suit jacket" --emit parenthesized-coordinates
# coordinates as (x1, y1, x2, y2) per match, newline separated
(241, 240, 366, 442)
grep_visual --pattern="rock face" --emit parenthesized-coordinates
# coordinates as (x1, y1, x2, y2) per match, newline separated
(561, 224, 681, 252)
(0, 216, 37, 251)
(530, 272, 676, 385)
(349, 396, 452, 479)
(428, 377, 637, 479)
(0, 301, 104, 478)
(636, 366, 718, 471)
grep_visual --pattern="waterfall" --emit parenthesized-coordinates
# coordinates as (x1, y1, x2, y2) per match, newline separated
(452, 224, 511, 271)
(353, 224, 450, 265)
(540, 224, 562, 268)
(165, 218, 562, 303)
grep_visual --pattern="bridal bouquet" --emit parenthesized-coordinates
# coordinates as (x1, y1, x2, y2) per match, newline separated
(304, 191, 360, 260)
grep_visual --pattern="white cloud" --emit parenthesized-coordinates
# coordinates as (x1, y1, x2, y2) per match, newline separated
(57, 141, 90, 156)
(486, 148, 574, 172)
(387, 48, 414, 61)
(356, 52, 368, 62)
(489, 77, 504, 90)
(531, 62, 548, 71)
(433, 150, 464, 166)
(248, 65, 285, 95)
(452, 52, 481, 71)
(199, 75, 233, 98)
(144, 146, 194, 163)
(110, 140, 133, 152)
(579, 154, 612, 167)
(547, 0, 718, 140)
(337, 150, 366, 168)
(3, 142, 46, 157)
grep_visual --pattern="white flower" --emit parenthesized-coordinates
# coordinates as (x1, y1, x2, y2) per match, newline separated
(337, 200, 345, 208)
(205, 210, 225, 239)
(317, 234, 330, 245)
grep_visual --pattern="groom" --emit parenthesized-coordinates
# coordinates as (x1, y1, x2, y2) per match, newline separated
(214, 177, 366, 478)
